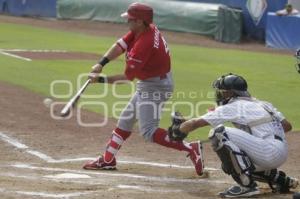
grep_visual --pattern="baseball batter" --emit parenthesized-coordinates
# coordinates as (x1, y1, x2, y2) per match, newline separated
(168, 73, 299, 197)
(83, 2, 204, 176)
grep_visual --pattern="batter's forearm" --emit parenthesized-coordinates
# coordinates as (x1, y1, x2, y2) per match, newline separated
(103, 43, 124, 61)
(106, 74, 127, 84)
(93, 44, 123, 73)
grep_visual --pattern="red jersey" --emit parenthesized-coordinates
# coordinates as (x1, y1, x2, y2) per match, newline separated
(117, 24, 171, 81)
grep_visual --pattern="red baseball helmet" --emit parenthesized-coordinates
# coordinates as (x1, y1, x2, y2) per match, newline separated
(121, 2, 153, 24)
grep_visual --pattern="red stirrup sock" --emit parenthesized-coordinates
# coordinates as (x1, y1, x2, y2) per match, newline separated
(103, 128, 131, 163)
(152, 128, 191, 152)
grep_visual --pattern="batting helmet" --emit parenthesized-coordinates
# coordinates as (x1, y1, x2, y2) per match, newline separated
(213, 73, 250, 105)
(121, 2, 153, 24)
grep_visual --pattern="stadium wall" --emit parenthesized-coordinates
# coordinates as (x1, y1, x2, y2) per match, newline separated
(57, 0, 242, 43)
(266, 13, 300, 50)
(0, 0, 243, 43)
(57, 0, 220, 36)
(0, 0, 56, 18)
(173, 0, 288, 40)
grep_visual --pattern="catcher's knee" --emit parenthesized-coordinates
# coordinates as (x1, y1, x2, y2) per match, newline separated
(208, 125, 228, 151)
(209, 125, 255, 187)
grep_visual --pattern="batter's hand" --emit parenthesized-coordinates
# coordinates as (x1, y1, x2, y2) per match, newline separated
(88, 73, 99, 83)
(91, 63, 103, 73)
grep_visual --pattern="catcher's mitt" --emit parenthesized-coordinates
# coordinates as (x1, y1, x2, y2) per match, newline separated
(168, 112, 187, 141)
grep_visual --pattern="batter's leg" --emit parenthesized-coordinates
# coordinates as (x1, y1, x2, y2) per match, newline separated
(136, 92, 204, 175)
(136, 92, 190, 151)
(103, 92, 139, 162)
(83, 93, 138, 170)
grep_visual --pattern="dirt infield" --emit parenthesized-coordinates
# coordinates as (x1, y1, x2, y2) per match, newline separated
(0, 15, 299, 198)
(0, 81, 299, 199)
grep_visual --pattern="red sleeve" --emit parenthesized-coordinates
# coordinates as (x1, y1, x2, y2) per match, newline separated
(117, 31, 134, 51)
(124, 37, 153, 80)
(127, 37, 153, 69)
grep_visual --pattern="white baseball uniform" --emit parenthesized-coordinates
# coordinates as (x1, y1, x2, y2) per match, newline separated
(201, 97, 288, 171)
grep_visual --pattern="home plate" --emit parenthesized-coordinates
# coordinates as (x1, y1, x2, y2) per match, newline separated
(44, 173, 92, 179)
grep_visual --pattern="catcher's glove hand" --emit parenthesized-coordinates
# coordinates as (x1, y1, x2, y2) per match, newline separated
(168, 112, 187, 141)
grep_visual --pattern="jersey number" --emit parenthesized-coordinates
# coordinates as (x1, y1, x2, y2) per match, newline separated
(162, 37, 170, 54)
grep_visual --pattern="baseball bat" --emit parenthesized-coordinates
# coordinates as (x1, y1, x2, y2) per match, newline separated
(60, 79, 91, 117)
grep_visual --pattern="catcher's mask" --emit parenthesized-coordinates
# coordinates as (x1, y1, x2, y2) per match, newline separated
(295, 48, 300, 73)
(212, 73, 250, 105)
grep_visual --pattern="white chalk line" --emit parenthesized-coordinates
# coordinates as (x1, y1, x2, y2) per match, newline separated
(0, 171, 105, 186)
(120, 159, 220, 171)
(27, 150, 56, 162)
(0, 171, 184, 194)
(1, 187, 92, 199)
(44, 173, 92, 179)
(54, 157, 220, 171)
(0, 132, 28, 149)
(120, 159, 194, 169)
(0, 131, 220, 172)
(0, 49, 68, 62)
(1, 187, 91, 198)
(15, 191, 88, 198)
(0, 172, 37, 180)
(0, 170, 196, 195)
(11, 163, 227, 185)
(0, 173, 182, 197)
(0, 172, 104, 198)
(113, 184, 183, 193)
(0, 50, 32, 61)
(0, 49, 68, 53)
(0, 132, 55, 162)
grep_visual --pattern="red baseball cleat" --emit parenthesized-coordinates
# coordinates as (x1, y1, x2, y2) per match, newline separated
(83, 156, 116, 170)
(188, 141, 204, 176)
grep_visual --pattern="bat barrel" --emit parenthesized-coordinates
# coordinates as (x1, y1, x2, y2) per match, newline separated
(60, 79, 91, 117)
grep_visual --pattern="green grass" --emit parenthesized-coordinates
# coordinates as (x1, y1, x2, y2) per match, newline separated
(0, 22, 299, 141)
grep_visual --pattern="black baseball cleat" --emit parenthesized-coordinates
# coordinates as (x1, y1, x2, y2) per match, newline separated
(219, 184, 260, 198)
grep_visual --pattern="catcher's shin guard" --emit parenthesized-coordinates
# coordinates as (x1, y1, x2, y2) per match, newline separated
(209, 125, 255, 187)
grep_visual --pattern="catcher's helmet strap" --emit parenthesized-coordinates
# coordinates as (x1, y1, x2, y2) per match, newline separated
(215, 89, 232, 106)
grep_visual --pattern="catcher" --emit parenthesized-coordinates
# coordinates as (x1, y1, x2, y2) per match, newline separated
(168, 73, 299, 198)
(295, 48, 300, 73)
